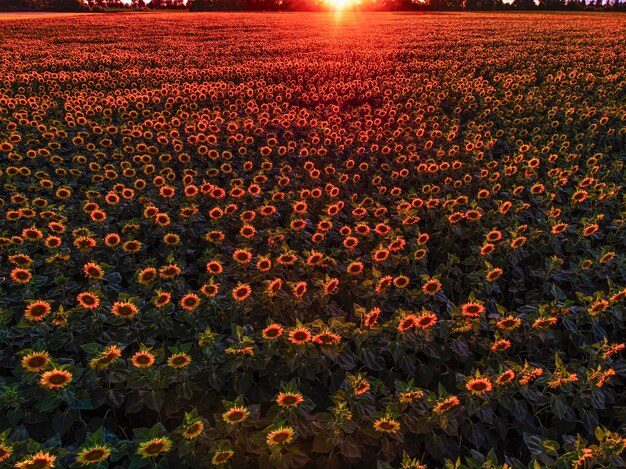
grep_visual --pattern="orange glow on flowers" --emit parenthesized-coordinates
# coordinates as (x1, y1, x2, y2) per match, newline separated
(137, 437, 172, 458)
(373, 417, 400, 434)
(262, 324, 284, 340)
(14, 451, 56, 469)
(466, 377, 493, 395)
(10, 267, 32, 284)
(131, 350, 155, 368)
(21, 351, 51, 372)
(83, 262, 104, 280)
(433, 395, 461, 414)
(111, 301, 139, 319)
(289, 327, 312, 345)
(76, 292, 100, 310)
(24, 300, 52, 321)
(222, 406, 250, 425)
(180, 293, 201, 312)
(0, 443, 12, 463)
(232, 283, 252, 301)
(266, 426, 295, 446)
(75, 445, 111, 466)
(40, 368, 72, 390)
(422, 279, 442, 295)
(397, 314, 418, 332)
(276, 392, 304, 407)
(167, 352, 192, 368)
(89, 345, 122, 369)
(461, 302, 485, 318)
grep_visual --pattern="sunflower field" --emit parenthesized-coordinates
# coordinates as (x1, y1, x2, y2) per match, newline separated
(0, 11, 625, 469)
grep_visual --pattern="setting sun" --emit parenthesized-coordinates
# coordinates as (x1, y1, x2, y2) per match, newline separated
(326, 0, 355, 9)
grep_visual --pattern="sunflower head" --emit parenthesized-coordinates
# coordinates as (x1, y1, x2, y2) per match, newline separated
(266, 426, 295, 446)
(76, 445, 111, 466)
(137, 437, 172, 458)
(21, 351, 51, 372)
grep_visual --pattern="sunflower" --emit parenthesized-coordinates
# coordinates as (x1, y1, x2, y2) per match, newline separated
(14, 451, 56, 469)
(75, 445, 111, 466)
(83, 262, 104, 280)
(460, 302, 485, 318)
(163, 232, 180, 246)
(154, 291, 172, 308)
(232, 249, 253, 264)
(0, 442, 12, 463)
(167, 352, 192, 369)
(137, 437, 172, 458)
(422, 279, 442, 295)
(466, 377, 493, 395)
(354, 378, 370, 395)
(313, 331, 342, 345)
(322, 278, 340, 295)
(496, 315, 521, 331)
(182, 420, 204, 440)
(276, 391, 304, 407)
(111, 301, 139, 319)
(21, 351, 51, 372)
(40, 369, 72, 390)
(137, 267, 157, 284)
(292, 281, 307, 299)
(373, 417, 400, 434)
(398, 314, 418, 332)
(364, 307, 381, 328)
(222, 406, 250, 425)
(256, 257, 272, 272)
(232, 283, 252, 301)
(399, 389, 425, 404)
(266, 427, 295, 446)
(432, 395, 461, 414)
(211, 450, 234, 465)
(76, 292, 100, 310)
(159, 264, 181, 278)
(262, 324, 284, 340)
(131, 351, 155, 368)
(415, 311, 438, 330)
(288, 328, 311, 345)
(104, 233, 121, 247)
(347, 261, 364, 275)
(490, 339, 511, 352)
(486, 268, 503, 282)
(24, 300, 52, 321)
(496, 369, 516, 386)
(588, 299, 609, 316)
(89, 345, 122, 369)
(180, 293, 200, 312)
(375, 275, 393, 294)
(200, 283, 219, 297)
(123, 240, 142, 253)
(10, 267, 31, 284)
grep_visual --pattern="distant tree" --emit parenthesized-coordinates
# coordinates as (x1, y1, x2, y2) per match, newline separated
(130, 0, 145, 7)
(0, 0, 33, 10)
(512, 0, 536, 8)
(46, 0, 86, 10)
(538, 0, 564, 9)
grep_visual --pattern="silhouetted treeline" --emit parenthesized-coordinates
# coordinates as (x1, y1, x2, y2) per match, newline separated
(186, 0, 624, 11)
(0, 0, 624, 14)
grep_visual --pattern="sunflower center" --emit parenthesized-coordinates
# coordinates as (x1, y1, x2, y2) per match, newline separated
(85, 449, 105, 461)
(28, 356, 46, 367)
(145, 443, 164, 454)
(49, 374, 68, 384)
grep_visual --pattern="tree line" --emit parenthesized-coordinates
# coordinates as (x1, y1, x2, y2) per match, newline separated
(0, 0, 624, 14)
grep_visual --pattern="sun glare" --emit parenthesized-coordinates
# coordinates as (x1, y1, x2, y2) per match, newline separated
(328, 0, 353, 10)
